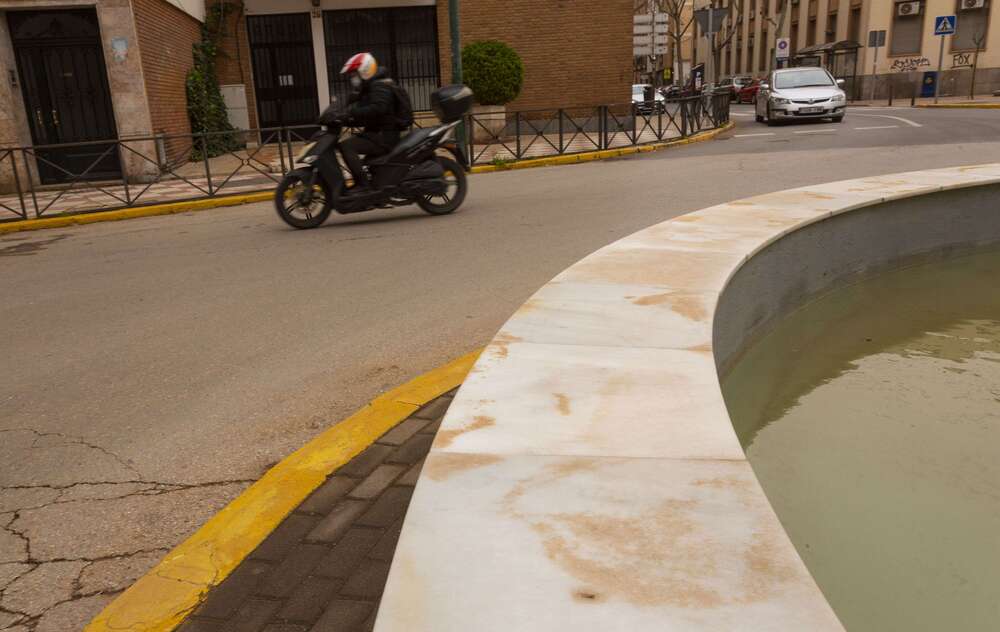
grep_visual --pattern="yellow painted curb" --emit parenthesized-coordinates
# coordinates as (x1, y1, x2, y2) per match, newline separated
(0, 192, 273, 235)
(914, 103, 1000, 109)
(5, 123, 734, 236)
(85, 348, 482, 632)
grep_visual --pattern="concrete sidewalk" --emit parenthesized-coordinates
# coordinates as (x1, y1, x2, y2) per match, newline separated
(176, 391, 454, 632)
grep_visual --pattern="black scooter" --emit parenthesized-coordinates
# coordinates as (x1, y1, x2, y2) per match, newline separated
(275, 103, 471, 230)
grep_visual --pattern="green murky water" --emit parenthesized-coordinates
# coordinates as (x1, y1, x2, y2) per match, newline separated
(722, 249, 1000, 632)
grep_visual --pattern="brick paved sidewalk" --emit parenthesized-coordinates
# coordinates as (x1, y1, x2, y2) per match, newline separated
(177, 390, 454, 632)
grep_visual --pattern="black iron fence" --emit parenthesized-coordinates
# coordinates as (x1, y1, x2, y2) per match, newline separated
(465, 93, 731, 166)
(0, 93, 730, 222)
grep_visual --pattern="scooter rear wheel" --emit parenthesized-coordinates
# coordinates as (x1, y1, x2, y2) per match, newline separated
(417, 157, 467, 216)
(275, 170, 334, 229)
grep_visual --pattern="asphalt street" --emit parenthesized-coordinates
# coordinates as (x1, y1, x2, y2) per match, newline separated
(1, 103, 999, 627)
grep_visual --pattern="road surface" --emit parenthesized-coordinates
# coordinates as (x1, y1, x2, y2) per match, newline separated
(1, 104, 999, 628)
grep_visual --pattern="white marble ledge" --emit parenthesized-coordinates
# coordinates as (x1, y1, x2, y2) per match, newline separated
(377, 453, 842, 632)
(436, 341, 745, 460)
(499, 282, 718, 350)
(376, 163, 1000, 632)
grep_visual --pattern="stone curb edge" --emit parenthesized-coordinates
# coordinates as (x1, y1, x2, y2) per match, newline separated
(914, 103, 1000, 109)
(84, 348, 482, 632)
(0, 122, 734, 236)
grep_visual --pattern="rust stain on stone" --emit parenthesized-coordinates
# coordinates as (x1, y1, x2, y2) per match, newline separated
(801, 191, 834, 200)
(694, 475, 752, 490)
(631, 293, 672, 306)
(433, 415, 495, 449)
(530, 500, 726, 608)
(554, 393, 571, 416)
(500, 463, 798, 609)
(630, 292, 707, 322)
(573, 588, 603, 603)
(516, 299, 541, 315)
(423, 452, 502, 481)
(669, 294, 708, 321)
(490, 332, 523, 359)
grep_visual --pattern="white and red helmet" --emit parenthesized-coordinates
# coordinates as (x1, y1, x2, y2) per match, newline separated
(341, 52, 378, 81)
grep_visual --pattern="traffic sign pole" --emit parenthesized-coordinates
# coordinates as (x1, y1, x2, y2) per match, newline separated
(932, 15, 956, 104)
(935, 33, 945, 104)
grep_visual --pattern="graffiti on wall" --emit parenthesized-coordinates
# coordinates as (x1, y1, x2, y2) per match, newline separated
(952, 53, 974, 68)
(890, 57, 931, 72)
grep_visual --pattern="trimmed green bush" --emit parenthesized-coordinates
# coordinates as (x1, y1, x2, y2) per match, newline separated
(461, 40, 524, 106)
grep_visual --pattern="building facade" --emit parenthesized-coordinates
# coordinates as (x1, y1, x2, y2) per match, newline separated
(693, 0, 1000, 98)
(216, 0, 633, 133)
(0, 0, 205, 186)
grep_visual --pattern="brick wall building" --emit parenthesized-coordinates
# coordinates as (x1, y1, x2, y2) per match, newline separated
(219, 0, 632, 131)
(133, 0, 203, 150)
(0, 0, 205, 189)
(436, 0, 633, 111)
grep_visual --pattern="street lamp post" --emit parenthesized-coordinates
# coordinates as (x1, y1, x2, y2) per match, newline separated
(448, 0, 467, 158)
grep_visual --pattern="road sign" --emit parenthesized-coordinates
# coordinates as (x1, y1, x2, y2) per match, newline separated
(634, 14, 669, 56)
(934, 15, 956, 36)
(868, 30, 887, 100)
(693, 7, 729, 34)
(776, 38, 790, 59)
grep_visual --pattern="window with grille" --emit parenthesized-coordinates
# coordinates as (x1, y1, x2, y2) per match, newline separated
(323, 7, 440, 111)
(848, 7, 861, 43)
(952, 0, 990, 51)
(890, 0, 925, 55)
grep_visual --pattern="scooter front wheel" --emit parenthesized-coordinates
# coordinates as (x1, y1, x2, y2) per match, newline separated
(417, 157, 467, 216)
(275, 169, 333, 229)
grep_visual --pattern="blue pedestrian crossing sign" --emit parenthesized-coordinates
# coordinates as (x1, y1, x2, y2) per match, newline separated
(934, 15, 956, 36)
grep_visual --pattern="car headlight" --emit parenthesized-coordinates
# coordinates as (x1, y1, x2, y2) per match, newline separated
(770, 96, 790, 105)
(831, 92, 846, 103)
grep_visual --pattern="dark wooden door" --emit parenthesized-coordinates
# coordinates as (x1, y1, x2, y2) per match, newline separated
(8, 9, 121, 184)
(248, 14, 320, 130)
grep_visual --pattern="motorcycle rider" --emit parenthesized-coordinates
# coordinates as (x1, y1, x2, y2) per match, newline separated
(338, 52, 408, 193)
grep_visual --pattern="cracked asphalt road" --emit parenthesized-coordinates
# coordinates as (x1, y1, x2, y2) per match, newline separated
(2, 105, 999, 630)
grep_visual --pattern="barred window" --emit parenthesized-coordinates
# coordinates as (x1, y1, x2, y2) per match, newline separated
(952, 0, 990, 50)
(890, 0, 925, 55)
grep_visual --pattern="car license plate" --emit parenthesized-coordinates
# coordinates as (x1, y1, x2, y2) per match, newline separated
(800, 106, 823, 114)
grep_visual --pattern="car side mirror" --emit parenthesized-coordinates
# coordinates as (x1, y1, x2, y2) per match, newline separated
(760, 82, 770, 90)
(836, 78, 846, 86)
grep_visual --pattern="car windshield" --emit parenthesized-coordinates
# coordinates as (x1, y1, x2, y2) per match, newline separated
(774, 69, 834, 89)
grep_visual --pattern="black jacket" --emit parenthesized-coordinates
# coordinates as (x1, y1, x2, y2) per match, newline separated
(348, 69, 400, 146)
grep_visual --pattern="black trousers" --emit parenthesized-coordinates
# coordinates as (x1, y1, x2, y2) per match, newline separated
(340, 132, 397, 187)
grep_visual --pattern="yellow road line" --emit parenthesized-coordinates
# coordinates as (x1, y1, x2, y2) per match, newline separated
(85, 348, 481, 632)
(0, 193, 273, 235)
(2, 123, 733, 236)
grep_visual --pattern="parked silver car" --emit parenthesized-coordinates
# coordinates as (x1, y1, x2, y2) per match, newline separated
(755, 67, 847, 126)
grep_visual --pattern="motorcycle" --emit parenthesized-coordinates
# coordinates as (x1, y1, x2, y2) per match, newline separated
(274, 94, 472, 230)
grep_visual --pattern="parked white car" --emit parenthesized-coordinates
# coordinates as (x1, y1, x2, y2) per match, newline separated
(755, 67, 847, 126)
(632, 83, 666, 114)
